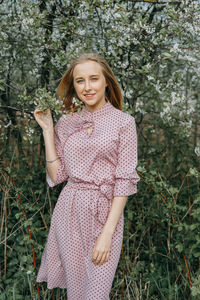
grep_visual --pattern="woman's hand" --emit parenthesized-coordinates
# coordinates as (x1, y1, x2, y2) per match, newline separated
(33, 108, 54, 132)
(92, 231, 112, 266)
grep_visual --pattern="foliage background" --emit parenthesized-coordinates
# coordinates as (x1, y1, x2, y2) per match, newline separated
(0, 0, 200, 299)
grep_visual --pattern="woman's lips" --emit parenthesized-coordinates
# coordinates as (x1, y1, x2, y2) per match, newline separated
(84, 93, 96, 99)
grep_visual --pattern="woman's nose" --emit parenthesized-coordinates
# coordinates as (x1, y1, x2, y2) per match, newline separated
(85, 80, 91, 91)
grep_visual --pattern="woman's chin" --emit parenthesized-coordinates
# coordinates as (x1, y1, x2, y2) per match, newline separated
(83, 99, 96, 106)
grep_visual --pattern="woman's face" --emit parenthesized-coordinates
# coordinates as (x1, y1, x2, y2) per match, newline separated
(73, 60, 107, 112)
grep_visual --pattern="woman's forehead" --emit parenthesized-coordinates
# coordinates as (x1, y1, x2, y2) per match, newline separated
(73, 60, 103, 78)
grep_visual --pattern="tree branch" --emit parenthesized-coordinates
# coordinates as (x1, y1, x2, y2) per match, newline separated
(0, 106, 33, 114)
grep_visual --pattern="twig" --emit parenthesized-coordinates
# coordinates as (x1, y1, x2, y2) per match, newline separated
(0, 105, 32, 114)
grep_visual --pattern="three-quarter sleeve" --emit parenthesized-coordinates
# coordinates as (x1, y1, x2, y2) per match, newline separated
(46, 116, 69, 187)
(113, 116, 140, 197)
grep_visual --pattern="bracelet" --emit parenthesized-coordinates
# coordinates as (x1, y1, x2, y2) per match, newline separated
(46, 157, 59, 163)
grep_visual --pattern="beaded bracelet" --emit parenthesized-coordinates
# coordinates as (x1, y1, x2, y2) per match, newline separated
(46, 157, 59, 163)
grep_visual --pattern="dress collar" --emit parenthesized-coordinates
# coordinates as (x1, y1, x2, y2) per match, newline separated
(67, 101, 114, 138)
(80, 101, 113, 119)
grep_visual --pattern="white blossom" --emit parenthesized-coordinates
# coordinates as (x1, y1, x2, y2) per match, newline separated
(194, 145, 200, 157)
(5, 120, 11, 128)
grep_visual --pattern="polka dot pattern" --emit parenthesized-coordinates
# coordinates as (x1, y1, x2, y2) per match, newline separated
(36, 101, 140, 299)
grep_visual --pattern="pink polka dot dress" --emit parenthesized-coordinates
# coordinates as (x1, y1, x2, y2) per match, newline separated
(36, 100, 140, 299)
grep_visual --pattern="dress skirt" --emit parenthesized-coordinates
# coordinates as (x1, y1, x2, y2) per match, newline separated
(36, 179, 124, 300)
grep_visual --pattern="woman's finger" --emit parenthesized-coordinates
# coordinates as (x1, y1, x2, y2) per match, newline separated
(92, 249, 98, 262)
(95, 253, 102, 265)
(92, 251, 102, 265)
(105, 251, 110, 263)
(98, 252, 107, 266)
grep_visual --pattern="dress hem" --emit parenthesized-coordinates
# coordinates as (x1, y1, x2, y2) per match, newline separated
(36, 279, 67, 290)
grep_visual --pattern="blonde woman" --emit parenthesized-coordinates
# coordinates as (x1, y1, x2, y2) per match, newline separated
(34, 52, 140, 299)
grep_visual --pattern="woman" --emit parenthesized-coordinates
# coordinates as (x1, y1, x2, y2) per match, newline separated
(34, 52, 140, 300)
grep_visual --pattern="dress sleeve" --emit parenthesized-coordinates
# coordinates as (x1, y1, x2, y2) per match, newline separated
(113, 116, 140, 197)
(46, 116, 69, 187)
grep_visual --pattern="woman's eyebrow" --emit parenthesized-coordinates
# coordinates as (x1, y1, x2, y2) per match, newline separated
(75, 74, 100, 80)
(74, 77, 84, 80)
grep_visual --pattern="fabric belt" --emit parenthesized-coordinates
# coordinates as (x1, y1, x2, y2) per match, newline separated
(66, 178, 114, 225)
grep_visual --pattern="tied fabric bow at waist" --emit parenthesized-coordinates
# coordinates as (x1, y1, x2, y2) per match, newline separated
(67, 179, 114, 225)
(90, 182, 114, 225)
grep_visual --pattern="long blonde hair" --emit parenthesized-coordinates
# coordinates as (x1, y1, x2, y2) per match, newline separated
(57, 52, 123, 113)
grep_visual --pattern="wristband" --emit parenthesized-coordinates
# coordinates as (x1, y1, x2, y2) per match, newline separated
(46, 157, 59, 163)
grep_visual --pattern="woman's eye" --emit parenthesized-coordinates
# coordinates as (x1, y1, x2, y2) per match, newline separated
(77, 80, 84, 83)
(91, 78, 98, 81)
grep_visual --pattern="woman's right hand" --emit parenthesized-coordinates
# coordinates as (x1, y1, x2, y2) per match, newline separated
(33, 108, 54, 132)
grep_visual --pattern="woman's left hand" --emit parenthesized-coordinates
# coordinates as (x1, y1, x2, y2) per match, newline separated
(92, 231, 112, 266)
